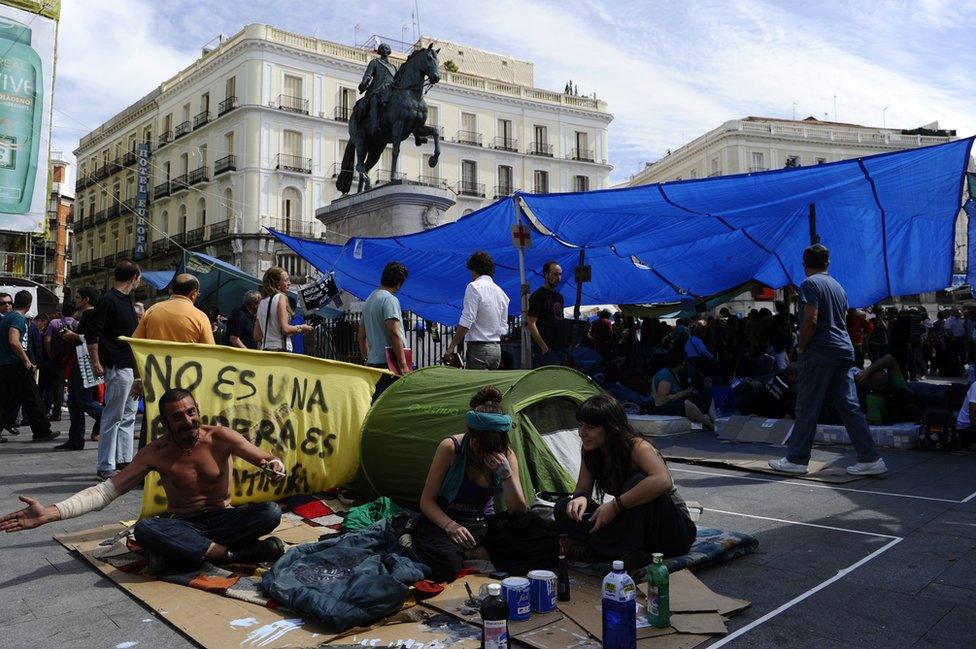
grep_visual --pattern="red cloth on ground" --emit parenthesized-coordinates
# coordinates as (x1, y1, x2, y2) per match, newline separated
(291, 499, 335, 519)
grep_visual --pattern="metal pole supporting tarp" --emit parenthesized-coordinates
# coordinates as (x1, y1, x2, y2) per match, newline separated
(514, 200, 532, 369)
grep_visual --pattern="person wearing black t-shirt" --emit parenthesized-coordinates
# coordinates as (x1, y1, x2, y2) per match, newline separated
(527, 261, 566, 367)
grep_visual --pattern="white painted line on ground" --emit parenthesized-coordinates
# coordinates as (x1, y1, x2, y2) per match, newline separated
(670, 465, 967, 504)
(702, 507, 903, 648)
(960, 489, 976, 503)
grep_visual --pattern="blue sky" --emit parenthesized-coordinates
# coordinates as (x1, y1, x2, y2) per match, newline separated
(52, 0, 975, 184)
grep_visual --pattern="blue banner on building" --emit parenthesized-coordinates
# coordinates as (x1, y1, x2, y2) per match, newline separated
(134, 142, 150, 260)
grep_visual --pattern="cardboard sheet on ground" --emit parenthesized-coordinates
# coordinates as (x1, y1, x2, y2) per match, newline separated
(56, 523, 341, 648)
(717, 415, 794, 444)
(669, 612, 728, 635)
(640, 569, 750, 616)
(659, 443, 861, 483)
(422, 574, 564, 635)
(327, 616, 481, 647)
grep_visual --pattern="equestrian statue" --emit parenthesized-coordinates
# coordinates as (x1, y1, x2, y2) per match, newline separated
(336, 42, 442, 194)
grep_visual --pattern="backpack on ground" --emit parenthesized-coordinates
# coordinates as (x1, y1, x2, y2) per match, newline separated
(916, 408, 959, 452)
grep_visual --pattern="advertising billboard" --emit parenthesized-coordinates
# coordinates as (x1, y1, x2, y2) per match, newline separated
(0, 1, 57, 234)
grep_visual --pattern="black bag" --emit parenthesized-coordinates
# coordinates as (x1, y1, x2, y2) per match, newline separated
(917, 408, 959, 452)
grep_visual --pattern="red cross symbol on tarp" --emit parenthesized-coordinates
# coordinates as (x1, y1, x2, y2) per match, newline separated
(511, 223, 532, 249)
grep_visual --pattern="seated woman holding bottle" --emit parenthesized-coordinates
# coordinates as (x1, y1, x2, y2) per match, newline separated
(555, 393, 696, 564)
(414, 386, 553, 581)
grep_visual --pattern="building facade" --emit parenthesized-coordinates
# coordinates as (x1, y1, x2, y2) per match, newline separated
(627, 115, 967, 275)
(70, 24, 612, 292)
(0, 152, 74, 301)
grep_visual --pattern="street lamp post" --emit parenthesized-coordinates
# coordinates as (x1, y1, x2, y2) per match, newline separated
(882, 104, 891, 129)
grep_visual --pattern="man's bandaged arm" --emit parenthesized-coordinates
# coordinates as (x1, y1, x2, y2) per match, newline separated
(54, 480, 119, 520)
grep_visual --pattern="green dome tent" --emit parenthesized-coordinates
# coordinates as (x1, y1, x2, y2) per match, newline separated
(359, 365, 603, 507)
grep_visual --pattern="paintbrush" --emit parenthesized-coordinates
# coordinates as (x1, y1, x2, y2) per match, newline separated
(464, 581, 477, 606)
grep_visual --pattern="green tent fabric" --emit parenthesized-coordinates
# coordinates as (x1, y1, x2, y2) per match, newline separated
(358, 366, 603, 507)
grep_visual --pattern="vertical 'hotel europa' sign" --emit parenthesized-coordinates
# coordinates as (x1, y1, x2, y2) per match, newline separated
(134, 142, 149, 260)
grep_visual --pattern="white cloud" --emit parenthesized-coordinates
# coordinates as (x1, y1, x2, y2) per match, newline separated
(52, 0, 197, 160)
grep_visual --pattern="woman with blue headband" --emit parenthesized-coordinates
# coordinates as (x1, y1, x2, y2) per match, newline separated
(413, 385, 539, 581)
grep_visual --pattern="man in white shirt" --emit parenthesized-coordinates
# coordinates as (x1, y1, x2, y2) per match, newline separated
(443, 251, 510, 370)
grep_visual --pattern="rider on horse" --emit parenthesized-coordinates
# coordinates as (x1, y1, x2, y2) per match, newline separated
(357, 43, 398, 137)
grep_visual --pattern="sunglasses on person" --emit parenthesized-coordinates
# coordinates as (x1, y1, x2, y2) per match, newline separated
(0, 301, 11, 305)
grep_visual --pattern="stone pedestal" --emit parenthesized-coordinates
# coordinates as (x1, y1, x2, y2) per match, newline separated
(315, 182, 456, 243)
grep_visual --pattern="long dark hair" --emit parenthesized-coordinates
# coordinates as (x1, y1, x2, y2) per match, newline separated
(466, 385, 510, 468)
(578, 393, 637, 497)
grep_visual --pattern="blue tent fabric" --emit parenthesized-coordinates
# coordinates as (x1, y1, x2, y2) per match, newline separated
(141, 270, 175, 290)
(272, 139, 973, 323)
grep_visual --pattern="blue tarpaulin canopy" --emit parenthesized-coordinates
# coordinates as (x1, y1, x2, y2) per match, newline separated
(272, 138, 974, 323)
(138, 252, 262, 317)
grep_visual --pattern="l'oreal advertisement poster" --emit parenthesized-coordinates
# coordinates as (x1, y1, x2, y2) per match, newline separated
(0, 1, 56, 234)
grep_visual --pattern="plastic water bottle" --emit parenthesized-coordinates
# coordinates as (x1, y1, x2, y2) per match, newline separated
(481, 583, 509, 649)
(602, 560, 636, 649)
(645, 552, 670, 628)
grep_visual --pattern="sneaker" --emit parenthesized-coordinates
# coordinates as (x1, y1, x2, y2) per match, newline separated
(847, 458, 888, 476)
(768, 457, 809, 474)
(31, 431, 61, 442)
(229, 537, 285, 565)
(4, 427, 19, 436)
(96, 470, 117, 481)
(54, 442, 83, 451)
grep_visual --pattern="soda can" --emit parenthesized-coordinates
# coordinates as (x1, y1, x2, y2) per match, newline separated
(527, 570, 557, 613)
(501, 576, 531, 621)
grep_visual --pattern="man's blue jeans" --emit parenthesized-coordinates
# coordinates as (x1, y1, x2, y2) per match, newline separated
(67, 366, 102, 448)
(133, 502, 282, 568)
(787, 350, 880, 465)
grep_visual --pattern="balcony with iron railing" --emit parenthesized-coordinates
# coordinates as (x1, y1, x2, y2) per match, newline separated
(275, 154, 312, 174)
(171, 232, 187, 246)
(158, 131, 173, 148)
(75, 177, 89, 192)
(101, 252, 118, 269)
(152, 238, 172, 255)
(571, 148, 594, 162)
(94, 208, 107, 224)
(218, 95, 237, 116)
(188, 166, 210, 185)
(491, 136, 518, 152)
(171, 174, 190, 193)
(74, 260, 90, 275)
(193, 111, 210, 129)
(277, 94, 309, 114)
(214, 154, 236, 176)
(528, 142, 554, 157)
(373, 169, 406, 186)
(186, 226, 205, 247)
(94, 163, 110, 180)
(109, 157, 123, 174)
(208, 220, 231, 240)
(153, 181, 170, 200)
(415, 175, 443, 188)
(494, 184, 518, 198)
(454, 130, 483, 146)
(333, 105, 352, 122)
(122, 197, 136, 213)
(106, 201, 121, 220)
(123, 151, 136, 167)
(749, 165, 769, 173)
(456, 180, 485, 197)
(266, 217, 314, 237)
(174, 120, 191, 139)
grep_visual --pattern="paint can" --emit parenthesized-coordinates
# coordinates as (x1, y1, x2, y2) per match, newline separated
(527, 570, 557, 613)
(501, 576, 531, 621)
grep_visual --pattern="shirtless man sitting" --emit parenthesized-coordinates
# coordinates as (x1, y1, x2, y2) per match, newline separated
(1, 387, 288, 572)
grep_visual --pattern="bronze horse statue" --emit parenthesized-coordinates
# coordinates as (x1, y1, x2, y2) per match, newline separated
(336, 44, 442, 194)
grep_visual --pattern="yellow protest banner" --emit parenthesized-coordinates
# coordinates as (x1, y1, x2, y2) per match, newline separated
(125, 338, 386, 518)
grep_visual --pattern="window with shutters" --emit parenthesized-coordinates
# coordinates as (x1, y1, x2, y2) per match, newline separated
(534, 170, 549, 194)
(573, 175, 589, 192)
(284, 74, 302, 98)
(283, 130, 302, 157)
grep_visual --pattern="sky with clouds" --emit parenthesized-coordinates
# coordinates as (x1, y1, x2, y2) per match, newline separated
(51, 0, 975, 184)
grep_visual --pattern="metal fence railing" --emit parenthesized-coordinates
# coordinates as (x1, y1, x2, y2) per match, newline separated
(305, 311, 527, 369)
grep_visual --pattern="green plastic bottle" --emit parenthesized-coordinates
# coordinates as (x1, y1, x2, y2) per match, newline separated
(0, 16, 43, 214)
(645, 552, 670, 627)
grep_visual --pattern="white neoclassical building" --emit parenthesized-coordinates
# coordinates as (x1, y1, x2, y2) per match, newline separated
(71, 24, 613, 288)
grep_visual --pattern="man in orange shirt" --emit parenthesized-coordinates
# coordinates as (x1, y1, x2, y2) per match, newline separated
(133, 274, 215, 345)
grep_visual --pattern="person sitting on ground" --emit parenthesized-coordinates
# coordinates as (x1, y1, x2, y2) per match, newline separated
(1, 388, 287, 573)
(555, 394, 696, 565)
(735, 364, 799, 419)
(854, 354, 922, 425)
(414, 385, 540, 582)
(646, 347, 716, 429)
